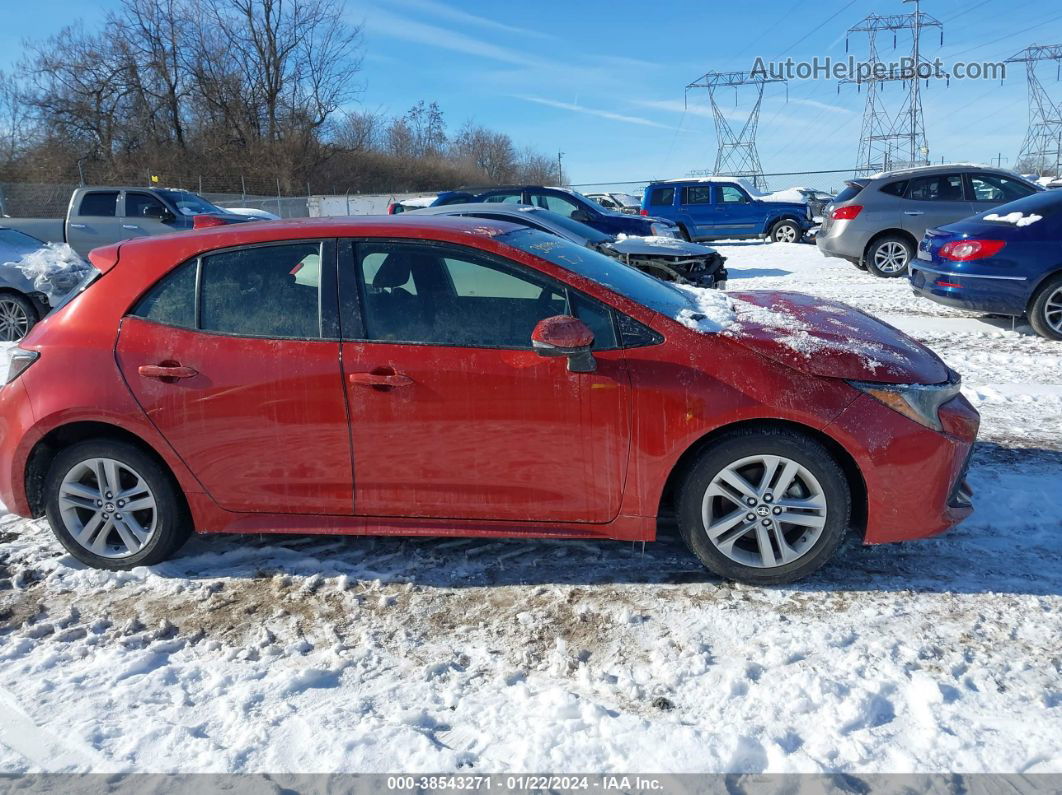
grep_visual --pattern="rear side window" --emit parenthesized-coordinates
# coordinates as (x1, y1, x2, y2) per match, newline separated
(649, 187, 675, 206)
(131, 260, 197, 328)
(879, 180, 907, 197)
(683, 186, 711, 205)
(78, 191, 119, 217)
(906, 174, 964, 201)
(200, 243, 322, 338)
(833, 183, 865, 203)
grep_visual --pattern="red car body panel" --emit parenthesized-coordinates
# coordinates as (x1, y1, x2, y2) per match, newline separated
(0, 216, 978, 549)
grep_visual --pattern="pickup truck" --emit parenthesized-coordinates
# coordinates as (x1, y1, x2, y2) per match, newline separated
(5, 186, 254, 258)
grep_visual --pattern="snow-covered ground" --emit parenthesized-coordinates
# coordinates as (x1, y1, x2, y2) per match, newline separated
(0, 242, 1059, 774)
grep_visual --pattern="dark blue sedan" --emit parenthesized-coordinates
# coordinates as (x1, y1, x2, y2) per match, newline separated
(911, 189, 1062, 340)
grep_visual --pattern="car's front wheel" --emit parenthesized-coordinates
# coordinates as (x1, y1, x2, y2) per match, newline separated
(677, 429, 851, 585)
(44, 439, 192, 570)
(865, 235, 913, 277)
(1029, 274, 1062, 341)
(0, 293, 38, 341)
(770, 220, 801, 244)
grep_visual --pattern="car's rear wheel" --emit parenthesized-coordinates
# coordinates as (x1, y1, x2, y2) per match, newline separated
(0, 293, 37, 341)
(866, 236, 913, 277)
(45, 440, 192, 570)
(770, 220, 801, 244)
(676, 429, 851, 585)
(1029, 274, 1062, 341)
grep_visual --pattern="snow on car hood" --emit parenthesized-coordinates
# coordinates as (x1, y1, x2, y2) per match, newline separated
(673, 287, 949, 384)
(607, 235, 717, 258)
(2, 241, 92, 305)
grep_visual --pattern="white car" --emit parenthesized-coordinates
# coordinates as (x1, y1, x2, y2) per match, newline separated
(221, 207, 281, 220)
(585, 192, 642, 215)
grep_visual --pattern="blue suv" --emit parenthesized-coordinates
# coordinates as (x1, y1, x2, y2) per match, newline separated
(432, 186, 681, 239)
(642, 179, 813, 243)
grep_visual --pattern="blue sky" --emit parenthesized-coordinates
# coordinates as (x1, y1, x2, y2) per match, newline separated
(1, 0, 1055, 191)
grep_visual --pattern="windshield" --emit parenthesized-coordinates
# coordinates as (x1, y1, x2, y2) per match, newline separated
(499, 227, 695, 318)
(159, 190, 227, 216)
(520, 207, 612, 244)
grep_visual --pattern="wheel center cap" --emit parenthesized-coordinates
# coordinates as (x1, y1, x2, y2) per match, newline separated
(756, 505, 771, 517)
(105, 503, 115, 512)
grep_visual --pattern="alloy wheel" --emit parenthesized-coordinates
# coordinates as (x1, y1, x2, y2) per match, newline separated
(57, 458, 158, 559)
(700, 454, 828, 569)
(0, 298, 30, 341)
(1044, 286, 1062, 334)
(774, 224, 798, 243)
(873, 241, 909, 273)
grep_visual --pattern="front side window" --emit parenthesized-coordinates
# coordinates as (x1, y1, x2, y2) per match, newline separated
(78, 191, 119, 217)
(718, 185, 748, 204)
(131, 242, 324, 339)
(650, 187, 675, 206)
(483, 192, 524, 204)
(684, 186, 712, 205)
(353, 242, 615, 349)
(906, 174, 964, 201)
(968, 173, 1036, 203)
(125, 193, 168, 219)
(532, 192, 581, 217)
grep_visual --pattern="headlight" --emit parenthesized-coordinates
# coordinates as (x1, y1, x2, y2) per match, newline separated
(649, 222, 678, 238)
(848, 377, 961, 432)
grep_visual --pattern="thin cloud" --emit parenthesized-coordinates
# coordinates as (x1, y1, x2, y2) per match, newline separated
(789, 97, 853, 114)
(516, 96, 672, 129)
(632, 98, 716, 118)
(387, 0, 557, 41)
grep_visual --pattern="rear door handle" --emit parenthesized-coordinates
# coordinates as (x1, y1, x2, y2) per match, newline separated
(904, 210, 924, 216)
(348, 372, 412, 388)
(70, 223, 87, 229)
(138, 364, 198, 380)
(122, 224, 140, 230)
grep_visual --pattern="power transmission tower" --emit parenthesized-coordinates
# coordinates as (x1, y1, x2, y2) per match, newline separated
(842, 0, 946, 175)
(1005, 45, 1062, 176)
(685, 71, 787, 190)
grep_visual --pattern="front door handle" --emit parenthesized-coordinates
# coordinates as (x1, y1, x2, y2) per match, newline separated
(903, 210, 924, 216)
(348, 371, 412, 388)
(138, 364, 198, 380)
(70, 223, 87, 229)
(122, 224, 140, 230)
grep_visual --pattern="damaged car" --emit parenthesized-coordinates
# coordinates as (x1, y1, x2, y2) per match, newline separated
(409, 203, 728, 288)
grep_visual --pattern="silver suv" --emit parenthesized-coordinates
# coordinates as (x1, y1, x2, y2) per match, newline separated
(817, 164, 1041, 277)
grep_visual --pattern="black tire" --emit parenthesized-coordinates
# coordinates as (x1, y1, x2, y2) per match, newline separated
(0, 292, 38, 342)
(1028, 273, 1062, 341)
(770, 219, 801, 244)
(44, 439, 192, 570)
(676, 428, 851, 585)
(865, 235, 914, 278)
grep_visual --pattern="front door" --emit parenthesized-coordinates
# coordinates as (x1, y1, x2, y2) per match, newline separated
(712, 184, 759, 237)
(340, 240, 631, 523)
(116, 239, 354, 514)
(121, 191, 179, 241)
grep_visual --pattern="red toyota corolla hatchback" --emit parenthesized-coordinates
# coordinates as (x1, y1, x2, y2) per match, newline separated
(0, 217, 978, 584)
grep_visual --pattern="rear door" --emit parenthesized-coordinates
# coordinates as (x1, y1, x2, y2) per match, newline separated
(339, 239, 631, 523)
(116, 239, 354, 514)
(67, 190, 122, 255)
(680, 185, 715, 238)
(901, 173, 976, 237)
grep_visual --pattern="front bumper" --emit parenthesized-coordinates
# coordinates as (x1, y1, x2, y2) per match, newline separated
(825, 391, 979, 544)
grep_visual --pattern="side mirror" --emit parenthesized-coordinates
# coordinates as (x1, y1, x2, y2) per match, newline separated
(531, 315, 596, 373)
(570, 209, 591, 223)
(143, 205, 174, 222)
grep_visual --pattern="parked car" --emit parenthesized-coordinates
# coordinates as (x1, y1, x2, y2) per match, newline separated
(0, 216, 978, 584)
(640, 178, 814, 243)
(387, 196, 438, 215)
(222, 207, 281, 221)
(409, 202, 727, 287)
(0, 227, 89, 341)
(5, 186, 255, 258)
(585, 191, 642, 214)
(431, 185, 681, 239)
(817, 164, 1042, 278)
(760, 187, 834, 220)
(911, 189, 1062, 340)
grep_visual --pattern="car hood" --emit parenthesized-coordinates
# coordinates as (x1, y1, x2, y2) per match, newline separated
(753, 199, 808, 212)
(605, 236, 717, 258)
(723, 291, 950, 384)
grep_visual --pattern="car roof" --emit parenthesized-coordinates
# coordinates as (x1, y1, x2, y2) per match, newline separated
(866, 163, 1018, 180)
(108, 215, 526, 266)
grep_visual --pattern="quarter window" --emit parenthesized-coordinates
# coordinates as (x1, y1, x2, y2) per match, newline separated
(78, 191, 119, 217)
(649, 187, 675, 206)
